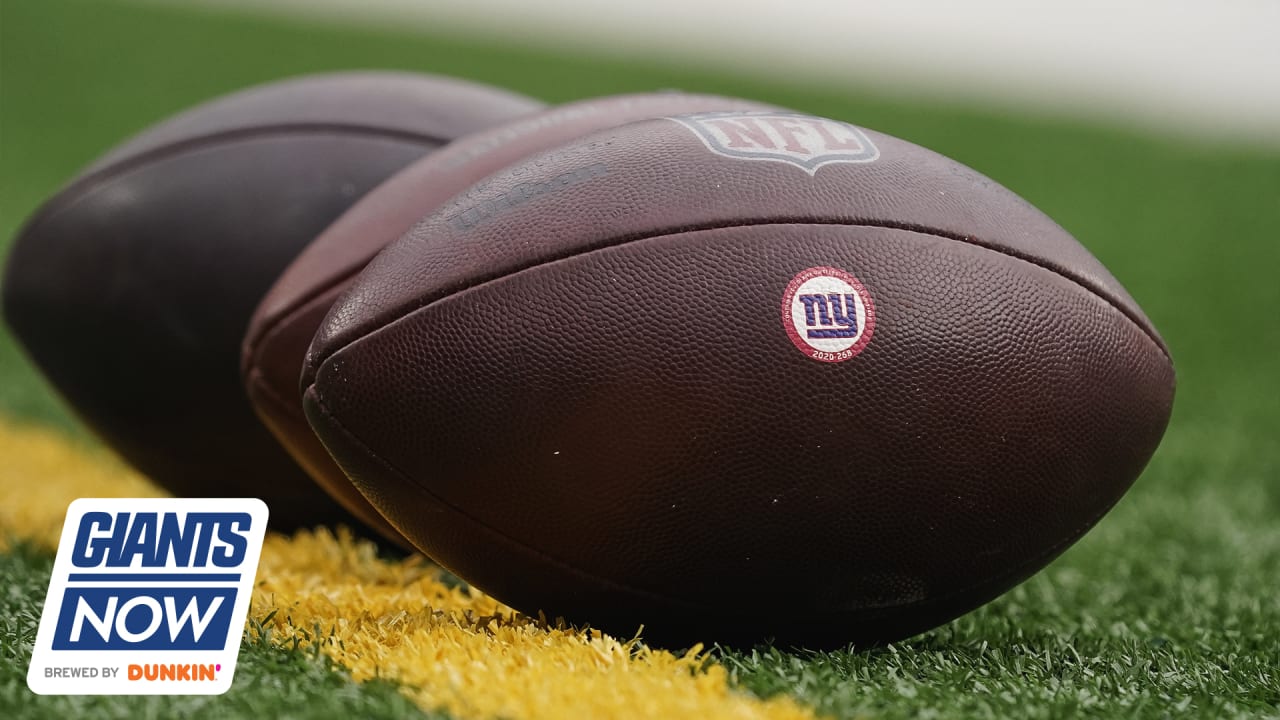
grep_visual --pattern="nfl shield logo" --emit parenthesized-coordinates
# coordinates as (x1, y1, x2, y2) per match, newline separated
(669, 111, 879, 174)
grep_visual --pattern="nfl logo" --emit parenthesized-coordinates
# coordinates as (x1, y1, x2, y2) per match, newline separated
(669, 111, 879, 174)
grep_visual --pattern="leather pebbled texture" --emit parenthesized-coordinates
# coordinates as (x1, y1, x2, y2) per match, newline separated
(304, 115, 1175, 646)
(244, 93, 778, 546)
(1, 72, 541, 531)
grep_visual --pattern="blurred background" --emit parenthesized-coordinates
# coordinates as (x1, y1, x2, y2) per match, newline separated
(187, 0, 1280, 146)
(3, 0, 1278, 438)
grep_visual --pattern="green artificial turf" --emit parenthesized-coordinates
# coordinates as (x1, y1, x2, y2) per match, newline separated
(0, 543, 439, 720)
(2, 0, 1278, 717)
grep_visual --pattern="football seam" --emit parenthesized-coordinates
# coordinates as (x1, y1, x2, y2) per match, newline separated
(16, 123, 451, 236)
(244, 274, 361, 385)
(304, 383, 1135, 622)
(244, 98, 793, 378)
(307, 216, 1164, 615)
(307, 218, 1170, 382)
(245, 366, 307, 425)
(303, 387, 701, 610)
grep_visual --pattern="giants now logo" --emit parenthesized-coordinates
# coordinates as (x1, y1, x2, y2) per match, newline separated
(27, 498, 267, 695)
(669, 111, 879, 174)
(782, 266, 876, 363)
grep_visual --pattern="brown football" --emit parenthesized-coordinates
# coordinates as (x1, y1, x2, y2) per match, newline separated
(302, 112, 1176, 647)
(243, 92, 779, 547)
(1, 71, 541, 530)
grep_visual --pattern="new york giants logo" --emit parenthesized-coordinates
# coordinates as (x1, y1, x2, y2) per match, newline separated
(782, 266, 876, 363)
(668, 111, 879, 174)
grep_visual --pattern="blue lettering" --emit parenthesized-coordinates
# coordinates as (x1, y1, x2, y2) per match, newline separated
(52, 587, 235, 650)
(118, 512, 158, 566)
(158, 512, 196, 566)
(71, 512, 113, 567)
(69, 512, 253, 568)
(799, 294, 830, 326)
(212, 514, 250, 567)
(807, 294, 860, 339)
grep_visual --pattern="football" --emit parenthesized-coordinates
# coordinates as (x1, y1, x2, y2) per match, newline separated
(243, 92, 779, 547)
(2, 71, 542, 530)
(302, 112, 1176, 647)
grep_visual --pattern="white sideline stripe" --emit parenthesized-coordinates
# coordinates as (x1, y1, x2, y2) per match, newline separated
(142, 0, 1280, 146)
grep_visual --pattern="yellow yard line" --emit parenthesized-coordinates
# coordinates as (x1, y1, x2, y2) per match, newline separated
(254, 529, 817, 719)
(0, 418, 820, 720)
(0, 420, 166, 550)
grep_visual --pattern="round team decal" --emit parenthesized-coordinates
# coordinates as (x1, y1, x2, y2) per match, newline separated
(781, 266, 876, 363)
